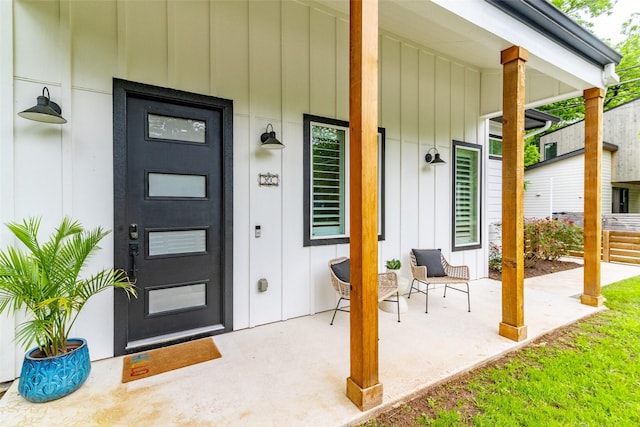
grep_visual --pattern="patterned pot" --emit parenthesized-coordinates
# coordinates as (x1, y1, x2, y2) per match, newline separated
(18, 338, 91, 403)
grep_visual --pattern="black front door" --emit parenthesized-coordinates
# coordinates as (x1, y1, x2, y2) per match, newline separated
(113, 79, 233, 354)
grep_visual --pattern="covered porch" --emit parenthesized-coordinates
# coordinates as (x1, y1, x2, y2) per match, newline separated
(0, 0, 623, 415)
(2, 261, 638, 426)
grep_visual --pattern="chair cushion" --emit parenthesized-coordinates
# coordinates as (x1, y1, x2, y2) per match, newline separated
(412, 249, 446, 277)
(330, 259, 350, 283)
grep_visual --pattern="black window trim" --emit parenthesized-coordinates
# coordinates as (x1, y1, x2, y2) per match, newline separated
(451, 139, 483, 252)
(303, 113, 385, 247)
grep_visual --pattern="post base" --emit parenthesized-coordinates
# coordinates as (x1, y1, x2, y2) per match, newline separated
(346, 377, 383, 411)
(499, 322, 528, 342)
(580, 294, 604, 307)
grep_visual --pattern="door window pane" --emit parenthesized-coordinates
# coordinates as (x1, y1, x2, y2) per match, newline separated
(148, 283, 206, 315)
(149, 230, 206, 256)
(148, 173, 206, 198)
(148, 114, 206, 143)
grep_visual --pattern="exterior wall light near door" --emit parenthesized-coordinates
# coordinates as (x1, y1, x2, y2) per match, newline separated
(425, 147, 445, 165)
(18, 87, 67, 124)
(260, 123, 285, 149)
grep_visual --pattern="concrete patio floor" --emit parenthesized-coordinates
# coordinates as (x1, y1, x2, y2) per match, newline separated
(2, 260, 639, 426)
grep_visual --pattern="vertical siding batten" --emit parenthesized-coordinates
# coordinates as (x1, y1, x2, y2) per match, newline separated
(0, 0, 15, 382)
(282, 1, 311, 318)
(434, 57, 451, 254)
(248, 0, 283, 326)
(380, 35, 401, 270)
(418, 50, 436, 249)
(60, 0, 73, 219)
(399, 43, 420, 268)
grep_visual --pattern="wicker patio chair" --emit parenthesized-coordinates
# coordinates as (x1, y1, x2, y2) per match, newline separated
(328, 257, 400, 325)
(408, 249, 470, 313)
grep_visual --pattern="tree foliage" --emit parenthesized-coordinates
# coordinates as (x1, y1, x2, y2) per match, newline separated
(538, 1, 640, 127)
(550, 0, 617, 29)
(524, 141, 540, 167)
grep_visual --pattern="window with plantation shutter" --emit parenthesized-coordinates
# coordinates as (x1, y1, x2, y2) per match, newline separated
(311, 123, 347, 237)
(453, 141, 482, 250)
(303, 114, 386, 247)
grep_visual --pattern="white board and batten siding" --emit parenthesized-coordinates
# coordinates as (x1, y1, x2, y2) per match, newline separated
(486, 158, 503, 243)
(2, 0, 487, 380)
(524, 151, 613, 218)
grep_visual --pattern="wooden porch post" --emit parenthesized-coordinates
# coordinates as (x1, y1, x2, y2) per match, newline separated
(499, 46, 528, 342)
(581, 88, 605, 307)
(346, 0, 381, 411)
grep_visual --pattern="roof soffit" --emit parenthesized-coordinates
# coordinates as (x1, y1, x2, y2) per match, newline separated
(311, 0, 614, 90)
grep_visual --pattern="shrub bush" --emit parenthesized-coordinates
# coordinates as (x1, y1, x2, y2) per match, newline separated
(488, 219, 583, 271)
(489, 243, 502, 272)
(524, 218, 583, 262)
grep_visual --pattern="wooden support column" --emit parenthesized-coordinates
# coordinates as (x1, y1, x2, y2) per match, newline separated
(499, 46, 528, 342)
(581, 88, 605, 307)
(346, 0, 381, 411)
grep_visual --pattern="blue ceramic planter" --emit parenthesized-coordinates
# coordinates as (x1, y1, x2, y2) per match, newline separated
(18, 338, 91, 403)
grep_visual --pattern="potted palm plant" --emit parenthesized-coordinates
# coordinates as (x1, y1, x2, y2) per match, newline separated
(0, 217, 136, 403)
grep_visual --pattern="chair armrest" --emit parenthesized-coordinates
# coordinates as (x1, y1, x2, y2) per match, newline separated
(444, 263, 470, 280)
(377, 272, 398, 301)
(329, 274, 351, 298)
(410, 263, 428, 282)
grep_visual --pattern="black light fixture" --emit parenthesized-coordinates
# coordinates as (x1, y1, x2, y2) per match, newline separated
(425, 147, 446, 165)
(260, 123, 285, 149)
(18, 87, 67, 124)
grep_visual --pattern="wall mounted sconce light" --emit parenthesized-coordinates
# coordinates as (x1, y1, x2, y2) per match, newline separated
(425, 147, 445, 165)
(260, 123, 285, 149)
(18, 87, 67, 124)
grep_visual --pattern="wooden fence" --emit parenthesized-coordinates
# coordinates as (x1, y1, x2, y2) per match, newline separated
(602, 230, 640, 264)
(570, 230, 640, 265)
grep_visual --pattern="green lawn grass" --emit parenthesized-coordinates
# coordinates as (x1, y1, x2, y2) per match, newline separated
(367, 275, 640, 426)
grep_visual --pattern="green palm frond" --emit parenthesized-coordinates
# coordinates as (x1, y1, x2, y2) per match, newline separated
(0, 216, 137, 357)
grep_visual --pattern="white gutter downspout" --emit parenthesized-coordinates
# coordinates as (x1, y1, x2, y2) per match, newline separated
(526, 120, 553, 138)
(603, 63, 620, 87)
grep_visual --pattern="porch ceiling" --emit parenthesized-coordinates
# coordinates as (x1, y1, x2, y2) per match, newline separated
(314, 0, 616, 100)
(318, 0, 507, 71)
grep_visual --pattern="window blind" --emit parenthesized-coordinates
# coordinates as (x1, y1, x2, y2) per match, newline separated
(455, 146, 479, 246)
(311, 125, 346, 237)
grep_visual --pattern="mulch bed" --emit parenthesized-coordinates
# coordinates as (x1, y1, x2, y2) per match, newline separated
(488, 258, 582, 281)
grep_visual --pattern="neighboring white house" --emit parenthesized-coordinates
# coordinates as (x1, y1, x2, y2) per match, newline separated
(525, 97, 640, 217)
(524, 143, 617, 218)
(487, 109, 561, 241)
(0, 0, 621, 381)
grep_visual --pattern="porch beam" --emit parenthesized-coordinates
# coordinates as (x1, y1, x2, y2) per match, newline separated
(499, 46, 528, 342)
(581, 87, 605, 307)
(346, 0, 382, 411)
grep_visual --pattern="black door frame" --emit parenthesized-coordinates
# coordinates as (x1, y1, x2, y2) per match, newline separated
(113, 78, 233, 355)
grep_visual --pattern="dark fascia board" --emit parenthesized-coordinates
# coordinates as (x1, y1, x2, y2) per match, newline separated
(525, 141, 619, 171)
(486, 0, 622, 67)
(525, 109, 561, 124)
(490, 108, 561, 130)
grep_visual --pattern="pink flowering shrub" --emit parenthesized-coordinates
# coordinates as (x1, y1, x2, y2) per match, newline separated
(524, 218, 583, 262)
(488, 219, 583, 271)
(489, 242, 502, 272)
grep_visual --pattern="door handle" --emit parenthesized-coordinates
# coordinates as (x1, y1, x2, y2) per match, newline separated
(129, 243, 139, 283)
